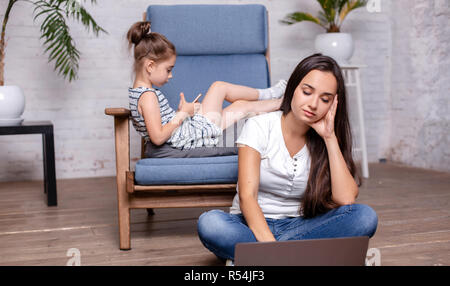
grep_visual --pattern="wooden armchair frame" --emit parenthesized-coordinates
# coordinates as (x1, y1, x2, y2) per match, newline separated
(104, 108, 237, 250)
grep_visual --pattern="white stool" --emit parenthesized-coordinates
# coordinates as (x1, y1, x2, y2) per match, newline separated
(341, 64, 369, 178)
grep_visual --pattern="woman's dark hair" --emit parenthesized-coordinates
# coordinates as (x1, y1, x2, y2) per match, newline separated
(280, 53, 361, 218)
(127, 21, 176, 74)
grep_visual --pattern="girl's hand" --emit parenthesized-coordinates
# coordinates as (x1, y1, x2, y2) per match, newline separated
(177, 92, 196, 117)
(307, 94, 338, 139)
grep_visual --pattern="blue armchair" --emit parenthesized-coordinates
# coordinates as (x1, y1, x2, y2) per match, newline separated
(105, 4, 270, 250)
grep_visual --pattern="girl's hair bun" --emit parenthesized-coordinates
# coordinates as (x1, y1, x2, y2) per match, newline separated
(127, 21, 152, 46)
(140, 21, 151, 36)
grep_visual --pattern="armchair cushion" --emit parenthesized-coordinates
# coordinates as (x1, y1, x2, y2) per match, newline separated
(135, 155, 238, 185)
(146, 4, 268, 55)
(159, 54, 270, 108)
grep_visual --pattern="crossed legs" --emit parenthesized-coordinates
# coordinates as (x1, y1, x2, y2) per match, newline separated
(197, 204, 378, 261)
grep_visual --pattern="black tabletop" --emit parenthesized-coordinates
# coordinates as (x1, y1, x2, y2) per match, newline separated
(0, 121, 53, 135)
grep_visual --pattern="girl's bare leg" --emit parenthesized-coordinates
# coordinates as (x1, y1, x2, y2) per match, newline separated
(220, 98, 282, 130)
(200, 81, 258, 112)
(199, 81, 278, 128)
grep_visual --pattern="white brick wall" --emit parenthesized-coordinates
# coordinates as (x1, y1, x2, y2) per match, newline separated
(0, 0, 447, 182)
(388, 0, 450, 172)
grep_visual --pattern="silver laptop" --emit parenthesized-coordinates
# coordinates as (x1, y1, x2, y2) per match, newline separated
(234, 236, 369, 266)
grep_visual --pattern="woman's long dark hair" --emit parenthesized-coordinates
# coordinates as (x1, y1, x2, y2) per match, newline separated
(280, 53, 361, 218)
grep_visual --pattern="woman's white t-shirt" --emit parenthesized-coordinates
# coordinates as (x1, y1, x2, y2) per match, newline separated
(230, 111, 311, 219)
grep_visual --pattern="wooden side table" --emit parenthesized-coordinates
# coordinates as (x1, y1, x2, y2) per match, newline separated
(0, 121, 57, 206)
(341, 64, 369, 178)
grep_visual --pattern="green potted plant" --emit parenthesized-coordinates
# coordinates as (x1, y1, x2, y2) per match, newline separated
(0, 0, 107, 126)
(281, 0, 367, 64)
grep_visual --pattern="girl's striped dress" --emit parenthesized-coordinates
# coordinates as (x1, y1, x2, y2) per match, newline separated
(128, 87, 222, 150)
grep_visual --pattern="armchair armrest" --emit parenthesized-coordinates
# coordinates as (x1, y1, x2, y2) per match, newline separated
(105, 107, 146, 162)
(105, 107, 131, 178)
(105, 107, 131, 117)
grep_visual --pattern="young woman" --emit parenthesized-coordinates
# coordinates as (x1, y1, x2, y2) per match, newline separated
(127, 21, 286, 151)
(197, 54, 378, 262)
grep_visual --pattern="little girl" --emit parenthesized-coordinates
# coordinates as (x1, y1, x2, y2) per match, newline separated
(127, 21, 287, 151)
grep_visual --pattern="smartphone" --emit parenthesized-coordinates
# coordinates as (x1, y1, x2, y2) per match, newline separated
(193, 93, 203, 103)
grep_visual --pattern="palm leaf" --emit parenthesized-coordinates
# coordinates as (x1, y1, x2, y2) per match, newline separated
(33, 0, 106, 82)
(65, 0, 107, 36)
(317, 0, 337, 24)
(280, 12, 327, 30)
(317, 11, 329, 25)
(34, 2, 78, 81)
(337, 0, 348, 12)
(339, 0, 367, 24)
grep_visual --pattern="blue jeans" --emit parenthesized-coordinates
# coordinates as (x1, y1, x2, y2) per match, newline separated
(197, 204, 378, 260)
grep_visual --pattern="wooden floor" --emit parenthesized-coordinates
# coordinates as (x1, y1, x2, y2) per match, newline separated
(0, 162, 448, 266)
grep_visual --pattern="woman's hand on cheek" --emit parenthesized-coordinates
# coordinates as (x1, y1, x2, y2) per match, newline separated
(307, 94, 338, 139)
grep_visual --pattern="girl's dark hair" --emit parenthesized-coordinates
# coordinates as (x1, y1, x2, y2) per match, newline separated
(280, 53, 361, 218)
(127, 21, 176, 74)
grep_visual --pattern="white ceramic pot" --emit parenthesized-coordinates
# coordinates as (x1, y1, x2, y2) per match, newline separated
(314, 32, 354, 65)
(0, 85, 25, 126)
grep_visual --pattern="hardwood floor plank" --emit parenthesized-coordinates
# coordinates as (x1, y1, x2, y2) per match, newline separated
(0, 163, 448, 265)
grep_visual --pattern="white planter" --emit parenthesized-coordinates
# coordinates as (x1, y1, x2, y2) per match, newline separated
(314, 32, 354, 65)
(0, 85, 25, 126)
